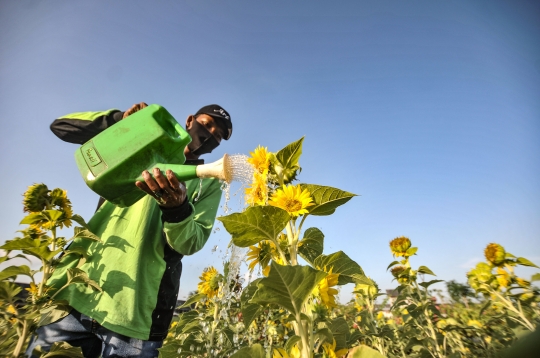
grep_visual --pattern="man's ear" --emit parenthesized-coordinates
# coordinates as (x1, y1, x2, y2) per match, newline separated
(185, 115, 195, 130)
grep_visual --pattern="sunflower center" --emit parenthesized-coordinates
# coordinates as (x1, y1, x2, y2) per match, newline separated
(284, 198, 303, 213)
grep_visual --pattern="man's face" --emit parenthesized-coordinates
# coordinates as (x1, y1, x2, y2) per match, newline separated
(194, 114, 227, 144)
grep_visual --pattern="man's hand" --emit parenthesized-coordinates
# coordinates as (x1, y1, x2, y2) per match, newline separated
(123, 102, 148, 119)
(136, 168, 187, 208)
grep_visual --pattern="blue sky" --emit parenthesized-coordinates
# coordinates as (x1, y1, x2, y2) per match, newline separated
(1, 0, 539, 301)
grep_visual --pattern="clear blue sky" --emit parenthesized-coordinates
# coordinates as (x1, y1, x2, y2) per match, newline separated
(1, 0, 539, 301)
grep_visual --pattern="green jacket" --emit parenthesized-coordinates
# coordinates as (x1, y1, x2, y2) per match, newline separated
(48, 109, 222, 340)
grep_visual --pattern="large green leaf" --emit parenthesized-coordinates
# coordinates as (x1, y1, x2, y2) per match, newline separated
(230, 343, 265, 358)
(0, 265, 33, 281)
(218, 206, 290, 247)
(20, 212, 46, 225)
(273, 137, 304, 184)
(300, 184, 356, 216)
(314, 328, 334, 346)
(348, 345, 387, 358)
(251, 262, 327, 318)
(0, 237, 61, 261)
(298, 227, 324, 265)
(314, 251, 368, 286)
(329, 317, 350, 352)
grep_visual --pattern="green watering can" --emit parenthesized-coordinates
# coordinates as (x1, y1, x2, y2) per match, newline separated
(74, 104, 231, 207)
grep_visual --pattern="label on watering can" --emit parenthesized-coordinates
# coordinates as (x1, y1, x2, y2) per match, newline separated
(81, 141, 107, 177)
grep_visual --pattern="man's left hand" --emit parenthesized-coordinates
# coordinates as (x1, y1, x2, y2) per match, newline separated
(136, 168, 187, 208)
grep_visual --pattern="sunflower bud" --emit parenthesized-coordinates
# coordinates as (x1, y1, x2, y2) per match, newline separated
(389, 236, 411, 257)
(391, 265, 410, 284)
(22, 183, 50, 212)
(484, 243, 506, 266)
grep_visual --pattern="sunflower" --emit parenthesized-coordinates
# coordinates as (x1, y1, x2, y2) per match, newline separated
(197, 266, 222, 298)
(245, 172, 269, 206)
(484, 243, 506, 267)
(49, 188, 73, 228)
(315, 271, 339, 308)
(246, 241, 275, 272)
(322, 339, 348, 358)
(248, 145, 271, 175)
(23, 183, 50, 212)
(389, 236, 411, 257)
(268, 184, 313, 217)
(496, 267, 510, 289)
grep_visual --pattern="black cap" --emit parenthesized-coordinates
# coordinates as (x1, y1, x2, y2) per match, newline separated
(195, 104, 233, 140)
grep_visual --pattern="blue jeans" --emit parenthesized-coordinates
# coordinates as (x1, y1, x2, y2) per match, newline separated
(26, 309, 162, 358)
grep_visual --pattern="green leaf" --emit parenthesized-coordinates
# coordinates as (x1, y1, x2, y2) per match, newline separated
(218, 206, 290, 247)
(38, 301, 72, 327)
(480, 300, 491, 316)
(20, 212, 45, 225)
(419, 280, 444, 288)
(0, 237, 62, 261)
(298, 227, 324, 265)
(66, 268, 102, 292)
(230, 343, 265, 358)
(406, 247, 418, 256)
(417, 266, 436, 276)
(314, 251, 367, 285)
(71, 214, 89, 229)
(274, 137, 304, 184)
(251, 262, 327, 318)
(330, 317, 350, 352)
(531, 273, 540, 282)
(387, 261, 399, 271)
(241, 303, 263, 329)
(0, 281, 23, 301)
(314, 328, 334, 346)
(41, 341, 84, 357)
(516, 257, 539, 268)
(284, 335, 302, 353)
(300, 184, 356, 216)
(0, 265, 33, 281)
(73, 227, 101, 242)
(241, 278, 262, 306)
(178, 293, 206, 309)
(43, 209, 64, 221)
(347, 345, 386, 358)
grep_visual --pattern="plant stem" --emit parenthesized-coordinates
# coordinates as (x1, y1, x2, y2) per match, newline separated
(12, 319, 29, 358)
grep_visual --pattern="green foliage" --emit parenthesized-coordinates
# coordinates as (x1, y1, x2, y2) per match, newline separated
(0, 184, 99, 357)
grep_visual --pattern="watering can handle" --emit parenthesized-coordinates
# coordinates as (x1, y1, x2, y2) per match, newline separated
(134, 164, 199, 183)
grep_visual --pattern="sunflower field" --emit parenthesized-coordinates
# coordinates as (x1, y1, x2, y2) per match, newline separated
(0, 138, 539, 357)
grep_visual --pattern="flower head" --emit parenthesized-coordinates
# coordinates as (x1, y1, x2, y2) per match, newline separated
(248, 145, 271, 175)
(23, 183, 50, 212)
(485, 243, 506, 266)
(389, 236, 411, 257)
(315, 271, 339, 308)
(391, 265, 410, 284)
(245, 172, 269, 206)
(269, 184, 313, 217)
(197, 266, 222, 298)
(246, 241, 276, 272)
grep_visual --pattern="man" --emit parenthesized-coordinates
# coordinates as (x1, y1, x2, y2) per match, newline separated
(27, 103, 232, 357)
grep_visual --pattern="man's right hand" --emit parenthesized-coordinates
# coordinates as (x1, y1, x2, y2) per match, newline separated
(123, 102, 148, 119)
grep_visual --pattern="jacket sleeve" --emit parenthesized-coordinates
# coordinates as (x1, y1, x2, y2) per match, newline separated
(50, 109, 124, 144)
(162, 178, 222, 255)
